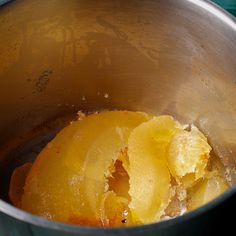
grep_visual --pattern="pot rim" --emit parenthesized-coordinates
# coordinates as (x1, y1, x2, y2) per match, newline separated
(0, 0, 236, 233)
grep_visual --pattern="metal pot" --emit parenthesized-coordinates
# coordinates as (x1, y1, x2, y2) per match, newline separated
(0, 0, 236, 235)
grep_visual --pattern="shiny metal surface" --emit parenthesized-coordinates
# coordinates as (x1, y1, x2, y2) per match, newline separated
(0, 0, 235, 235)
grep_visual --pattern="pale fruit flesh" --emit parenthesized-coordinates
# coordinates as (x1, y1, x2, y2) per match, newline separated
(8, 111, 229, 227)
(187, 172, 229, 211)
(167, 125, 212, 185)
(128, 116, 182, 223)
(21, 111, 150, 225)
(9, 163, 32, 208)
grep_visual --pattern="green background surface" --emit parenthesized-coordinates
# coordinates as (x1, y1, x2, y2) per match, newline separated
(212, 0, 236, 16)
(0, 1, 235, 16)
(0, 0, 235, 16)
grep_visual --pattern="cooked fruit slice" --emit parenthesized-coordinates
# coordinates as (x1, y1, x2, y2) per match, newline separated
(108, 159, 130, 200)
(128, 116, 183, 224)
(10, 110, 228, 227)
(181, 173, 196, 189)
(9, 163, 32, 207)
(165, 178, 187, 217)
(167, 125, 211, 185)
(100, 191, 132, 227)
(118, 148, 130, 176)
(21, 111, 150, 224)
(187, 172, 228, 211)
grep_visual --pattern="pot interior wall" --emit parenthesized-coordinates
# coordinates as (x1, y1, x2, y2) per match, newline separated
(0, 0, 236, 203)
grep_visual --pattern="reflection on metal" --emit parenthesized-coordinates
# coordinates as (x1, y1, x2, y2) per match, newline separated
(187, 0, 236, 30)
(0, 0, 11, 6)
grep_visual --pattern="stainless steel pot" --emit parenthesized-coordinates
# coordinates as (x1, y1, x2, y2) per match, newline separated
(0, 0, 236, 235)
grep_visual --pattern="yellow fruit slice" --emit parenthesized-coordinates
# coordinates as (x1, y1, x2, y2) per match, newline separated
(118, 148, 130, 176)
(128, 116, 183, 224)
(100, 191, 132, 227)
(21, 111, 150, 225)
(187, 172, 228, 211)
(9, 163, 32, 208)
(167, 125, 211, 185)
(108, 159, 130, 200)
(10, 110, 228, 226)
